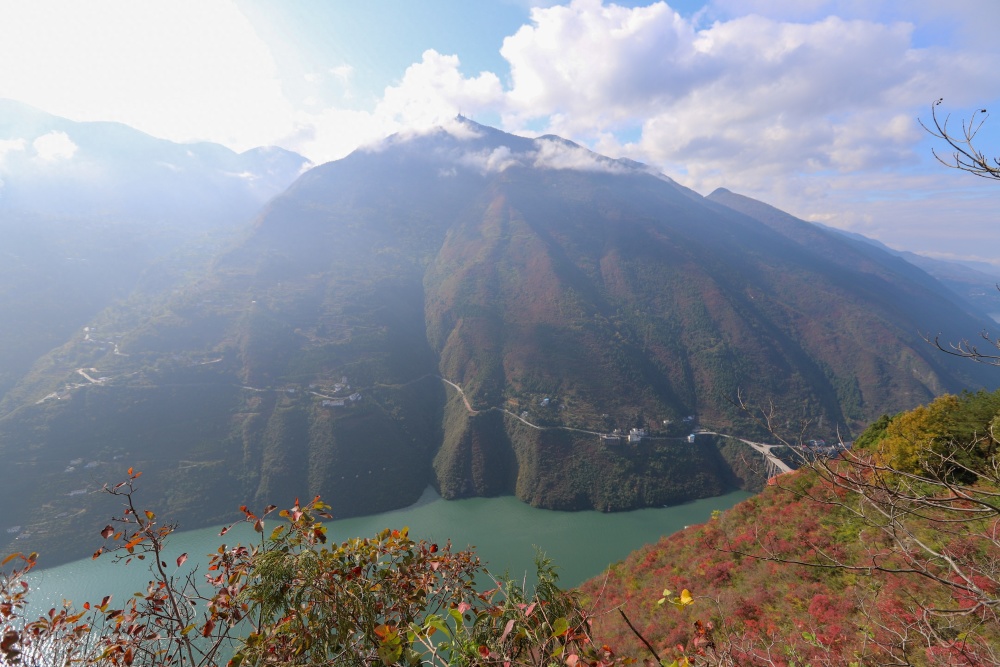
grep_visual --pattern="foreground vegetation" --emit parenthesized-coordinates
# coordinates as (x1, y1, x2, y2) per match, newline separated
(2, 469, 622, 667)
(3, 388, 999, 665)
(581, 388, 1000, 665)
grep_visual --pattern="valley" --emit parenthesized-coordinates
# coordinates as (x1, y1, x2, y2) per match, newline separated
(2, 7, 998, 664)
(1, 112, 996, 569)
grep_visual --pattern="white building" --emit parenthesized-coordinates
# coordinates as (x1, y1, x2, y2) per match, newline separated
(628, 428, 647, 443)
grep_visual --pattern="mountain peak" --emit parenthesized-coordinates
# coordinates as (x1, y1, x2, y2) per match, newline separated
(353, 119, 656, 181)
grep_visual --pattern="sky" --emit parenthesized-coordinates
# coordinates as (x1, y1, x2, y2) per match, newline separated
(1, 0, 999, 266)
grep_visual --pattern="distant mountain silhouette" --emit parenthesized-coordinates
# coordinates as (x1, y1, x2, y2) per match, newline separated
(0, 99, 308, 401)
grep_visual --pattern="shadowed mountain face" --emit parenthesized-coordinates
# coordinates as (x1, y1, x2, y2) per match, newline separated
(1, 119, 995, 564)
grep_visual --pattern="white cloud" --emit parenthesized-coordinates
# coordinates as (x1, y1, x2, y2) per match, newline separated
(32, 131, 77, 162)
(376, 50, 505, 129)
(532, 138, 628, 173)
(329, 65, 354, 84)
(492, 0, 1000, 228)
(0, 0, 294, 151)
(501, 0, 699, 131)
(282, 51, 505, 165)
(0, 138, 26, 162)
(457, 146, 522, 173)
(436, 137, 636, 175)
(283, 106, 395, 164)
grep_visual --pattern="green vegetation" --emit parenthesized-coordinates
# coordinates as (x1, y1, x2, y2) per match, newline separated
(1, 473, 620, 667)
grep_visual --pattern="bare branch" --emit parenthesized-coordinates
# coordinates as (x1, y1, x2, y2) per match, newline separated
(920, 99, 1000, 180)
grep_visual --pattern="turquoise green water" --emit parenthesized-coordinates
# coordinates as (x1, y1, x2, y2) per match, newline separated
(28, 488, 750, 611)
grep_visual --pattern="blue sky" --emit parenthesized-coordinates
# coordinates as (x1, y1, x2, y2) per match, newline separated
(1, 0, 999, 265)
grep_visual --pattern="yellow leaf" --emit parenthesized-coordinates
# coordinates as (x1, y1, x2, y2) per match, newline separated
(679, 589, 693, 606)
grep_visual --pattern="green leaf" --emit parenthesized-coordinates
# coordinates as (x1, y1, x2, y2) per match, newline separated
(378, 641, 402, 665)
(551, 616, 569, 638)
(426, 615, 451, 638)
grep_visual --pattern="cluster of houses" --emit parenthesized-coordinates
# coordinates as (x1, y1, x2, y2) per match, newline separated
(597, 412, 702, 447)
(803, 438, 849, 457)
(600, 427, 648, 445)
(315, 376, 361, 408)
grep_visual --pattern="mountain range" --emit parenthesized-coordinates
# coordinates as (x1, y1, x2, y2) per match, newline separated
(0, 99, 308, 400)
(0, 110, 996, 564)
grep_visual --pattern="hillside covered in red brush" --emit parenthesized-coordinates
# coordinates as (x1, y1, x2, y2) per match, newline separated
(579, 389, 1000, 666)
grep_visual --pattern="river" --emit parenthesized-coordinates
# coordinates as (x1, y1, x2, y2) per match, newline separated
(27, 487, 750, 612)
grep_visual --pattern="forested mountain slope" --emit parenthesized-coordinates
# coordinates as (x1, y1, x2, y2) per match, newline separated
(1, 118, 995, 564)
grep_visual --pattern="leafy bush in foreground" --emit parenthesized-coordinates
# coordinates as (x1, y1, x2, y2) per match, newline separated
(2, 469, 625, 667)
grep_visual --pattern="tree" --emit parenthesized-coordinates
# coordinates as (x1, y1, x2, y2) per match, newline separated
(1, 469, 626, 667)
(922, 98, 1000, 367)
(922, 99, 1000, 180)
